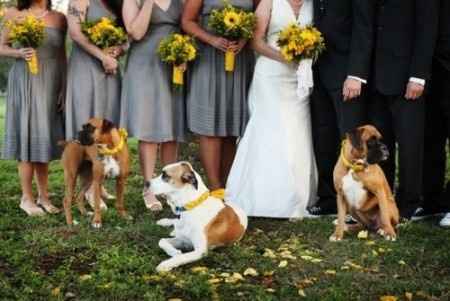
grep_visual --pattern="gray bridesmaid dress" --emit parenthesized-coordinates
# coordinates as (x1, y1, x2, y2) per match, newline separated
(187, 0, 255, 137)
(65, 0, 122, 140)
(1, 28, 65, 162)
(120, 0, 186, 142)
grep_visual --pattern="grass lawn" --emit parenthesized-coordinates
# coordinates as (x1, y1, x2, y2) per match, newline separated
(0, 97, 449, 301)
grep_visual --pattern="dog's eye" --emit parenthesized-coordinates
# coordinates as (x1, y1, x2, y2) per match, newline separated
(161, 171, 170, 182)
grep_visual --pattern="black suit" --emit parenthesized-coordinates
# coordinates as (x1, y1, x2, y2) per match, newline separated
(310, 0, 375, 210)
(423, 0, 450, 213)
(369, 0, 439, 217)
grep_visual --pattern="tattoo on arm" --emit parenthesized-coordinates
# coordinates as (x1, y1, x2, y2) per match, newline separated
(68, 4, 85, 20)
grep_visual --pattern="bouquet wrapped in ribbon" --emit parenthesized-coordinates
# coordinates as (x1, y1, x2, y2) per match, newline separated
(81, 17, 127, 52)
(208, 2, 256, 72)
(158, 33, 197, 86)
(6, 15, 46, 75)
(277, 24, 325, 98)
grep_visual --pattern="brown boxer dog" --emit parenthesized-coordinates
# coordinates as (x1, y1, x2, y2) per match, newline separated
(60, 118, 131, 228)
(330, 125, 399, 242)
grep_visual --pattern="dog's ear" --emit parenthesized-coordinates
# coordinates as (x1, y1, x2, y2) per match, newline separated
(102, 119, 115, 133)
(82, 123, 95, 132)
(78, 130, 95, 146)
(347, 128, 364, 152)
(181, 170, 198, 190)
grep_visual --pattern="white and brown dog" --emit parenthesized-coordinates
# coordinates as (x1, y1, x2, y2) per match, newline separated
(150, 162, 248, 272)
(331, 125, 400, 242)
(60, 118, 131, 228)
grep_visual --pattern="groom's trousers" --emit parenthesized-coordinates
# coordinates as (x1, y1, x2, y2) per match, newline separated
(310, 76, 367, 211)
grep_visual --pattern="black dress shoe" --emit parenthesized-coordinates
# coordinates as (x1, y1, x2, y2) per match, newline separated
(307, 205, 337, 216)
(410, 207, 446, 221)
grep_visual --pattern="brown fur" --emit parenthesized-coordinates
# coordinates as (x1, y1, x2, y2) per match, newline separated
(205, 205, 246, 248)
(61, 118, 130, 227)
(332, 125, 400, 241)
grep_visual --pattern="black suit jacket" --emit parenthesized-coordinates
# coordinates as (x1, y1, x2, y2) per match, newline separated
(435, 0, 450, 72)
(313, 0, 375, 91)
(373, 0, 439, 95)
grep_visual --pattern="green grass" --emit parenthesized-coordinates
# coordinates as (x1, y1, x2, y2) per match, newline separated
(0, 98, 450, 301)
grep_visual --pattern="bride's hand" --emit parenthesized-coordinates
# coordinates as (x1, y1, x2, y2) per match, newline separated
(228, 39, 247, 54)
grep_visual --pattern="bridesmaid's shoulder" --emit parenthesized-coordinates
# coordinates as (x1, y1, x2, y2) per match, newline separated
(48, 11, 68, 29)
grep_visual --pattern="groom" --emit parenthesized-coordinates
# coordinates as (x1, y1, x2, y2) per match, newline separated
(308, 0, 376, 215)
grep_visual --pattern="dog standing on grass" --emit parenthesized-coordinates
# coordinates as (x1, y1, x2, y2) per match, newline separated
(151, 162, 248, 272)
(331, 125, 400, 242)
(60, 118, 131, 228)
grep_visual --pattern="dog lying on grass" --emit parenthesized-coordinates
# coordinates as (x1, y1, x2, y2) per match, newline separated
(151, 162, 248, 272)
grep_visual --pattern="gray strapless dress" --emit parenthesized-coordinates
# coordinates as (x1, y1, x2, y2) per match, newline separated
(1, 28, 65, 163)
(187, 0, 255, 137)
(65, 0, 122, 139)
(120, 0, 186, 142)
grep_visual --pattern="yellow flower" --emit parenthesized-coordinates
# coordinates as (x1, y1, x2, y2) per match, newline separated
(223, 11, 241, 29)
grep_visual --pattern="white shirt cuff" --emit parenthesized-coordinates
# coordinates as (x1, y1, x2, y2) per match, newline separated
(347, 76, 367, 84)
(409, 77, 426, 86)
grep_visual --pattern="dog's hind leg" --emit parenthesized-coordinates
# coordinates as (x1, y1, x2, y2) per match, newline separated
(91, 161, 104, 228)
(63, 172, 77, 226)
(77, 173, 92, 216)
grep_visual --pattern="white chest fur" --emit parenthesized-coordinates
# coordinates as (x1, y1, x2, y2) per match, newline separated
(101, 156, 120, 178)
(342, 171, 367, 209)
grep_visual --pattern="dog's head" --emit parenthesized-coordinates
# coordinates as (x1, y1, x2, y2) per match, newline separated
(150, 162, 208, 213)
(77, 118, 116, 146)
(345, 125, 389, 165)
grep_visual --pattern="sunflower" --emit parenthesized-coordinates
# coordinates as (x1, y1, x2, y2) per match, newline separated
(223, 11, 241, 29)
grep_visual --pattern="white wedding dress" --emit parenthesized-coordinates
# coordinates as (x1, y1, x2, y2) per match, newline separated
(226, 0, 318, 219)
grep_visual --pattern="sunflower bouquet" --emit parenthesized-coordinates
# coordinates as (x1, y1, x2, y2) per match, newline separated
(158, 33, 197, 86)
(81, 17, 127, 52)
(277, 24, 325, 63)
(6, 15, 46, 75)
(208, 1, 256, 72)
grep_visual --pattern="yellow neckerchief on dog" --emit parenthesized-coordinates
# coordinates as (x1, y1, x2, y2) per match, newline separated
(98, 128, 128, 156)
(340, 140, 366, 173)
(176, 189, 225, 213)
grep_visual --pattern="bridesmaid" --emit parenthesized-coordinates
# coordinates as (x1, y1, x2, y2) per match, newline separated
(182, 0, 255, 190)
(65, 0, 125, 205)
(0, 0, 66, 216)
(120, 0, 186, 210)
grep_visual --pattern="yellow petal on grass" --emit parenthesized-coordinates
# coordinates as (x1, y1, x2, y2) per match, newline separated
(324, 269, 336, 276)
(220, 272, 231, 278)
(51, 287, 61, 296)
(311, 258, 323, 263)
(266, 288, 276, 293)
(300, 255, 314, 261)
(372, 250, 379, 257)
(243, 268, 259, 277)
(298, 289, 307, 297)
(357, 230, 369, 239)
(263, 248, 277, 258)
(379, 296, 398, 301)
(405, 292, 413, 301)
(278, 260, 288, 268)
(191, 266, 208, 274)
(366, 240, 376, 246)
(168, 299, 183, 301)
(79, 274, 92, 281)
(208, 278, 222, 284)
(224, 272, 244, 284)
(263, 270, 275, 276)
(398, 260, 406, 265)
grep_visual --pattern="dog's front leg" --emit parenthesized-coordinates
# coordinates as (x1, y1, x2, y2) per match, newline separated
(375, 190, 396, 241)
(63, 172, 77, 226)
(115, 175, 131, 220)
(91, 161, 104, 228)
(158, 238, 184, 257)
(330, 191, 347, 242)
(156, 218, 178, 227)
(156, 237, 207, 272)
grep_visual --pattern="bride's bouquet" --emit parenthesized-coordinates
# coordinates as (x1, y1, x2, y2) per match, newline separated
(81, 17, 127, 53)
(277, 24, 325, 98)
(208, 1, 256, 72)
(6, 15, 46, 75)
(158, 33, 197, 86)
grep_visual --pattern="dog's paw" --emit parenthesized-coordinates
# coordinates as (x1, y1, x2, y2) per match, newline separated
(157, 218, 174, 227)
(329, 234, 342, 242)
(91, 221, 102, 229)
(377, 229, 397, 241)
(156, 261, 174, 273)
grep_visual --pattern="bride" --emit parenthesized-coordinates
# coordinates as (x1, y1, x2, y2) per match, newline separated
(226, 0, 317, 218)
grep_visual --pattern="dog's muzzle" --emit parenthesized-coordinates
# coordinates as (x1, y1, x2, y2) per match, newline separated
(380, 143, 389, 161)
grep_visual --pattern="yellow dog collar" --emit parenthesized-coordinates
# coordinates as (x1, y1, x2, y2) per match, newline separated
(340, 141, 366, 173)
(98, 128, 128, 156)
(176, 189, 225, 213)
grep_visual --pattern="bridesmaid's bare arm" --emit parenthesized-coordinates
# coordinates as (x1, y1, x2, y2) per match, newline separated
(181, 0, 230, 52)
(0, 8, 34, 60)
(67, 0, 118, 73)
(250, 0, 285, 63)
(123, 0, 155, 41)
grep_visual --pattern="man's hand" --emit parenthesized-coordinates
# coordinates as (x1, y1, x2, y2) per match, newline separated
(343, 78, 362, 101)
(405, 82, 424, 100)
